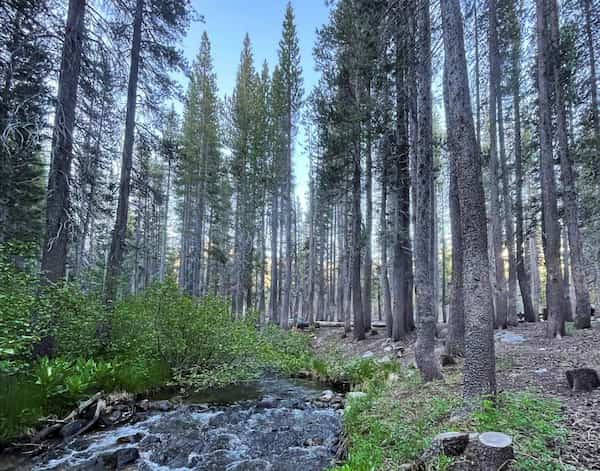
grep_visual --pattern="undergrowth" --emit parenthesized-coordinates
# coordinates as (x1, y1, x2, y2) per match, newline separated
(332, 366, 567, 471)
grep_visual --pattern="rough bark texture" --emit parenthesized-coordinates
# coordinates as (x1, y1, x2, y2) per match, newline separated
(414, 0, 442, 382)
(548, 0, 591, 329)
(442, 0, 496, 399)
(487, 0, 507, 330)
(535, 0, 565, 338)
(104, 0, 143, 303)
(391, 27, 412, 341)
(41, 0, 86, 282)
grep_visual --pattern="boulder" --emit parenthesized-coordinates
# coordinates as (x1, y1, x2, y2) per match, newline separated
(566, 368, 600, 392)
(115, 447, 140, 469)
(320, 390, 335, 402)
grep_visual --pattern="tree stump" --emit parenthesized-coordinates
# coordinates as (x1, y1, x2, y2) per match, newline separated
(475, 432, 514, 470)
(421, 432, 470, 462)
(566, 368, 600, 392)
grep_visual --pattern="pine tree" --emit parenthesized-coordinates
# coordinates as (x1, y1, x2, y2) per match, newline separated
(276, 2, 303, 329)
(0, 0, 51, 244)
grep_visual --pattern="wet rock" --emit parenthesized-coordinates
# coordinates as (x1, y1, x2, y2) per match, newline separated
(320, 390, 335, 402)
(116, 432, 144, 444)
(115, 448, 139, 469)
(361, 351, 374, 359)
(256, 396, 278, 409)
(60, 419, 87, 438)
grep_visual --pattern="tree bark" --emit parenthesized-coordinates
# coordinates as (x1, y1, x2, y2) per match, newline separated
(487, 0, 507, 330)
(497, 95, 518, 326)
(512, 46, 536, 323)
(442, 0, 496, 399)
(548, 0, 591, 329)
(104, 0, 143, 303)
(268, 188, 279, 324)
(41, 0, 86, 282)
(414, 0, 442, 381)
(535, 0, 565, 338)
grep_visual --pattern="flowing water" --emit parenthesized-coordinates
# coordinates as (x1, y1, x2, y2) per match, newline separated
(23, 377, 342, 471)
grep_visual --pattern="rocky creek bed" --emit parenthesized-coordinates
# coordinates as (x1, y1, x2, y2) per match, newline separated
(5, 377, 344, 471)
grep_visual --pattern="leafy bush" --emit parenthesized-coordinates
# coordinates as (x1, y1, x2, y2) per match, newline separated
(0, 243, 45, 374)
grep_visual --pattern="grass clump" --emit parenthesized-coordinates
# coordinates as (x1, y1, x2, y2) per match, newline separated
(468, 393, 567, 470)
(333, 367, 567, 471)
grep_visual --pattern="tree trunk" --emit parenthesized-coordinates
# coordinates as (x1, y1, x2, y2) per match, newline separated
(352, 141, 365, 340)
(414, 0, 442, 382)
(487, 0, 507, 330)
(391, 27, 411, 341)
(104, 0, 143, 303)
(535, 0, 565, 338)
(380, 150, 393, 338)
(442, 0, 496, 399)
(362, 100, 373, 332)
(497, 95, 517, 326)
(512, 48, 536, 322)
(159, 158, 172, 282)
(41, 0, 87, 282)
(269, 188, 279, 324)
(549, 0, 591, 329)
(446, 151, 464, 357)
(281, 107, 293, 329)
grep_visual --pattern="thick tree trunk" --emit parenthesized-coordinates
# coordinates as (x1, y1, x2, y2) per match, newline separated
(549, 0, 591, 329)
(41, 0, 86, 282)
(535, 0, 565, 338)
(442, 0, 496, 399)
(414, 0, 442, 382)
(487, 0, 507, 330)
(391, 28, 411, 341)
(104, 0, 143, 303)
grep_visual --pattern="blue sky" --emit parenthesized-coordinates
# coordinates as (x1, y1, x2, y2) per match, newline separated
(179, 0, 331, 205)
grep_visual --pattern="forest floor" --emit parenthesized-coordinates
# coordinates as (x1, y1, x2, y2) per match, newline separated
(312, 319, 600, 470)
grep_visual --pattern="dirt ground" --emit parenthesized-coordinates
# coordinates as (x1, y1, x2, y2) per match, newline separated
(311, 319, 600, 470)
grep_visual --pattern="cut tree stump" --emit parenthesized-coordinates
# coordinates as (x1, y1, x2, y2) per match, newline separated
(566, 368, 600, 392)
(474, 432, 514, 470)
(424, 432, 470, 459)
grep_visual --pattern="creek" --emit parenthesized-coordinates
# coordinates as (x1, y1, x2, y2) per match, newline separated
(27, 377, 343, 471)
